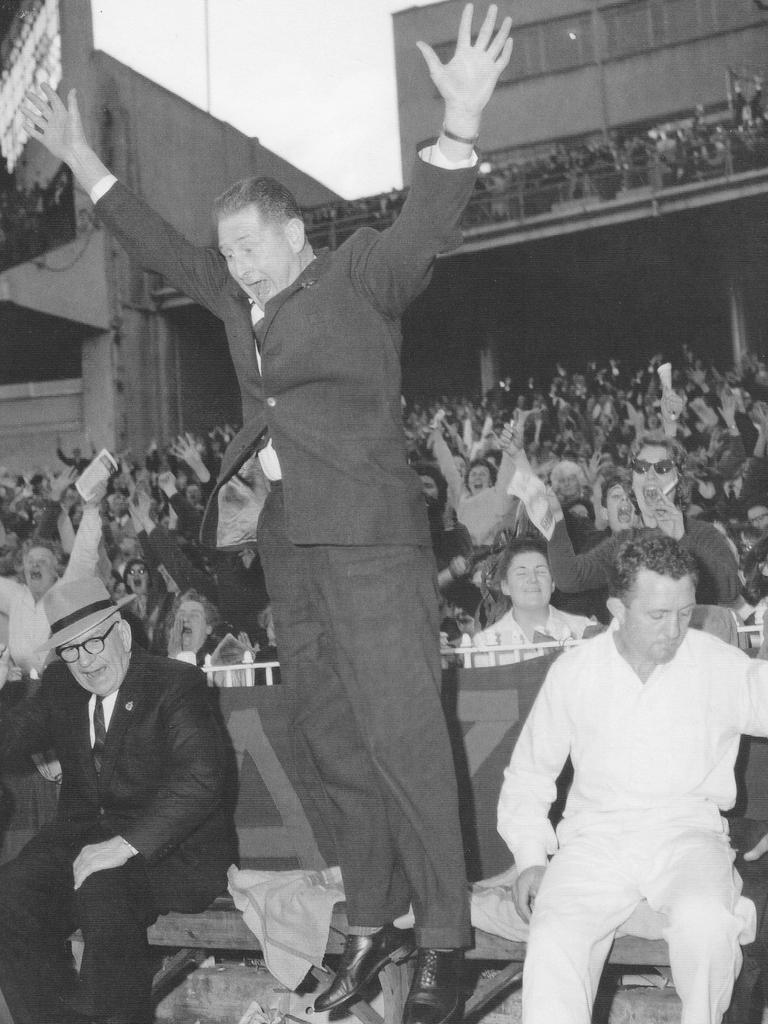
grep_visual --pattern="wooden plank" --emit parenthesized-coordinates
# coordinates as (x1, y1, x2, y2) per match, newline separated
(464, 962, 523, 1018)
(468, 928, 669, 967)
(380, 961, 412, 1024)
(144, 913, 670, 969)
(350, 999, 385, 1024)
(146, 907, 348, 954)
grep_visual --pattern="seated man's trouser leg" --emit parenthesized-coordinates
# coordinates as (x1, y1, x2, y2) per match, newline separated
(0, 823, 223, 1024)
(0, 829, 79, 1024)
(258, 488, 470, 949)
(524, 825, 746, 1024)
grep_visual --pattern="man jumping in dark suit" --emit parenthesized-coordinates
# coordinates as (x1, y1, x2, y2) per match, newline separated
(23, 8, 512, 1022)
(0, 577, 234, 1024)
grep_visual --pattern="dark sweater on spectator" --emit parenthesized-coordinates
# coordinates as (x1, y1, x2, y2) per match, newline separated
(547, 518, 740, 608)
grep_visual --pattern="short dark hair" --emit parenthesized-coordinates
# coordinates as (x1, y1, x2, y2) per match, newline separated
(412, 462, 448, 511)
(496, 536, 550, 581)
(599, 468, 632, 506)
(609, 529, 698, 601)
(467, 457, 497, 487)
(171, 588, 221, 629)
(213, 176, 302, 224)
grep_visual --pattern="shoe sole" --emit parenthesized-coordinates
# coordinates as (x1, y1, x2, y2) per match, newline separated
(403, 994, 462, 1024)
(316, 938, 416, 1011)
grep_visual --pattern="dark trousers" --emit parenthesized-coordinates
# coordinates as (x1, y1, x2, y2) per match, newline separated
(0, 824, 217, 1024)
(258, 486, 470, 948)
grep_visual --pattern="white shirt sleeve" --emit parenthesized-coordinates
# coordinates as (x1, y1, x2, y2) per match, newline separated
(418, 142, 478, 171)
(90, 174, 118, 204)
(63, 506, 103, 581)
(497, 661, 572, 872)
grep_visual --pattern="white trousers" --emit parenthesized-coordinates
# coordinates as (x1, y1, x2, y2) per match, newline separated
(523, 825, 752, 1024)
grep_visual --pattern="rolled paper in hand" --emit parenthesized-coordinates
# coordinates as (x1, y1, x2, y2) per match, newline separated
(658, 362, 673, 391)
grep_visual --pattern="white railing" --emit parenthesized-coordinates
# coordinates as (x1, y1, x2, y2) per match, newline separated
(199, 626, 766, 685)
(202, 652, 280, 687)
(442, 637, 580, 669)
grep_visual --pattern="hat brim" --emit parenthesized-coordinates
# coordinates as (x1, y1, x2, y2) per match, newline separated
(37, 593, 136, 654)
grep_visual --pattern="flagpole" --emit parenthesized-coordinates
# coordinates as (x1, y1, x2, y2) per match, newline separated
(204, 0, 211, 113)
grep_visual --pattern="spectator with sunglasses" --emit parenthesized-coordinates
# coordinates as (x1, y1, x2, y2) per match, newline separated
(120, 557, 175, 656)
(541, 437, 741, 619)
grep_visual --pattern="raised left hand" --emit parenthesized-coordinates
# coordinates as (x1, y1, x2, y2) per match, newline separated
(73, 835, 135, 890)
(718, 387, 737, 429)
(638, 485, 684, 540)
(49, 466, 78, 503)
(660, 389, 685, 426)
(417, 4, 513, 134)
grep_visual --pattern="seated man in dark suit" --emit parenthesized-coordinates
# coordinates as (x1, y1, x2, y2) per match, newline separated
(0, 577, 235, 1024)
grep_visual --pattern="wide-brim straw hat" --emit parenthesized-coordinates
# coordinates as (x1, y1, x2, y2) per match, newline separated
(37, 577, 135, 653)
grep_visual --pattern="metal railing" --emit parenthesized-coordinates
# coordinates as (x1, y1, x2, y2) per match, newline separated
(304, 128, 768, 251)
(202, 651, 280, 687)
(199, 624, 764, 686)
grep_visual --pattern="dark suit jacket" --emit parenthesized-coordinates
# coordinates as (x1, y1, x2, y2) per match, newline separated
(0, 645, 234, 897)
(96, 157, 477, 547)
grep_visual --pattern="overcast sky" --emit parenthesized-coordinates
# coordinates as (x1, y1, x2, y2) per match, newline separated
(90, 0, 441, 199)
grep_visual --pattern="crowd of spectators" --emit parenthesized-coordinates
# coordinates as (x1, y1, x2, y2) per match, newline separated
(304, 87, 768, 248)
(0, 166, 76, 274)
(401, 344, 768, 648)
(0, 341, 767, 677)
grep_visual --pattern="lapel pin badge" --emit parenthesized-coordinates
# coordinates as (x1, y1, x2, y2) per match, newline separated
(125, 701, 134, 712)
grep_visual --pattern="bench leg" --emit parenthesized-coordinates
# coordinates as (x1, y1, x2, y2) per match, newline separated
(463, 962, 524, 1020)
(380, 960, 412, 1024)
(151, 948, 208, 1003)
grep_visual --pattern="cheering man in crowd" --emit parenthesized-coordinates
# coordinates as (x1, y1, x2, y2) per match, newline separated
(24, 6, 512, 1022)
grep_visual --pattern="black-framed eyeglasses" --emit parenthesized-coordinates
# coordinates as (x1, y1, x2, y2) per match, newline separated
(126, 565, 147, 576)
(58, 620, 120, 663)
(631, 457, 675, 475)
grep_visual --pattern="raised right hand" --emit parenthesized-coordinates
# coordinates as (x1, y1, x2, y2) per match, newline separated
(22, 84, 88, 165)
(511, 865, 546, 922)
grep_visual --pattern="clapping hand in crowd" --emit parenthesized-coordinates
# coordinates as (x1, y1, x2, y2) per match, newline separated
(169, 433, 211, 484)
(128, 488, 154, 535)
(718, 386, 738, 430)
(48, 466, 77, 504)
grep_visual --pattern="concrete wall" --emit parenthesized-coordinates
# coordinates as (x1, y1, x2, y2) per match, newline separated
(89, 50, 339, 246)
(3, 0, 339, 465)
(0, 378, 83, 472)
(393, 0, 768, 181)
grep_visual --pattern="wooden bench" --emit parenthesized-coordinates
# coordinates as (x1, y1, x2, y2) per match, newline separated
(144, 900, 673, 1023)
(17, 649, 768, 1022)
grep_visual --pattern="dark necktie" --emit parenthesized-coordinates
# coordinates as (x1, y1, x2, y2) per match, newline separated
(93, 696, 106, 775)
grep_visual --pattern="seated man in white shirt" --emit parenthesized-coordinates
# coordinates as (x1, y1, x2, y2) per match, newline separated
(474, 537, 595, 662)
(497, 530, 768, 1024)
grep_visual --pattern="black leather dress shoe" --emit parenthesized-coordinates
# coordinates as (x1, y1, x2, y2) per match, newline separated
(403, 948, 464, 1024)
(314, 924, 415, 1011)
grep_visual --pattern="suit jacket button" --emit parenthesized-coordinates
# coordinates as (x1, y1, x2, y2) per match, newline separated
(266, 397, 276, 407)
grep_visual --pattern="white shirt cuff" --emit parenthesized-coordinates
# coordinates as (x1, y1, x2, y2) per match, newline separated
(510, 843, 549, 875)
(90, 174, 118, 204)
(418, 142, 477, 170)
